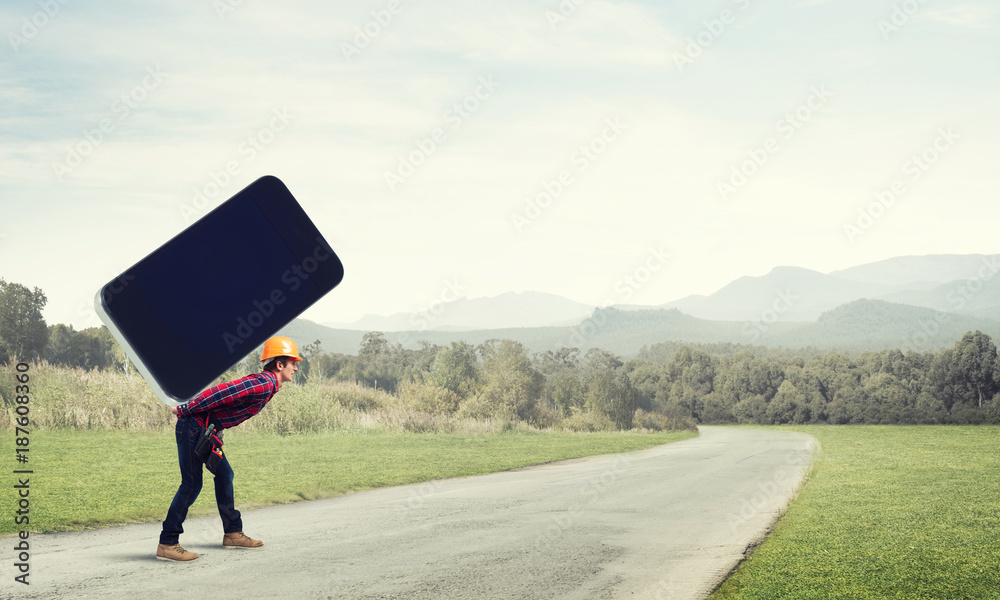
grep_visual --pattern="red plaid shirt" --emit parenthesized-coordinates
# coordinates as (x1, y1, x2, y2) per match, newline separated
(177, 371, 280, 430)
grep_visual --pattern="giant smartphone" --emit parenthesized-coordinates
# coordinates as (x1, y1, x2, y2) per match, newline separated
(94, 175, 344, 406)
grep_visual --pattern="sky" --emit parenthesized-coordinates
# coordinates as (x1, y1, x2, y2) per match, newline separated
(1, 0, 998, 331)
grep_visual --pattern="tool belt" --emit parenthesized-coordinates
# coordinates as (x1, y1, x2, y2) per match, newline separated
(193, 414, 224, 474)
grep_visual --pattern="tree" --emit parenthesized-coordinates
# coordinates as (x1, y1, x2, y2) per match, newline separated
(358, 332, 391, 362)
(533, 347, 581, 376)
(356, 332, 403, 391)
(462, 339, 543, 422)
(302, 338, 323, 359)
(44, 324, 107, 370)
(951, 331, 999, 409)
(766, 380, 807, 424)
(585, 369, 638, 429)
(622, 359, 665, 412)
(432, 341, 479, 398)
(665, 346, 717, 421)
(410, 341, 443, 374)
(293, 338, 324, 383)
(309, 352, 354, 381)
(924, 333, 1000, 415)
(0, 279, 49, 362)
(547, 375, 585, 416)
(585, 348, 623, 372)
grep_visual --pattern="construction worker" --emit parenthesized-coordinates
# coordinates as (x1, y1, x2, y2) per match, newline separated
(156, 336, 302, 562)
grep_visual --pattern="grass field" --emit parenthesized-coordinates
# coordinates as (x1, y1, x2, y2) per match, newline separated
(0, 428, 696, 535)
(712, 426, 1000, 600)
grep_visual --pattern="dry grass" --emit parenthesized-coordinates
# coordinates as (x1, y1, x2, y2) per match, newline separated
(0, 363, 535, 435)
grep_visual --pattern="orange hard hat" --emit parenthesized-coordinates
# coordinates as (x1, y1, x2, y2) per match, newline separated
(259, 336, 303, 362)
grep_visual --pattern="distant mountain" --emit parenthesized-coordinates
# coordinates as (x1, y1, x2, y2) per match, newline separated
(872, 274, 1000, 322)
(767, 299, 1000, 352)
(830, 254, 1000, 286)
(276, 319, 367, 355)
(279, 299, 997, 359)
(283, 254, 1000, 357)
(280, 310, 759, 357)
(657, 254, 1000, 322)
(658, 266, 896, 321)
(325, 291, 594, 332)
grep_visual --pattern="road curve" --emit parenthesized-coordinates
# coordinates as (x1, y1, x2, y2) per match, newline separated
(5, 427, 816, 600)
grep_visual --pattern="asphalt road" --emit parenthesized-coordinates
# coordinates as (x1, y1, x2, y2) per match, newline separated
(4, 427, 817, 600)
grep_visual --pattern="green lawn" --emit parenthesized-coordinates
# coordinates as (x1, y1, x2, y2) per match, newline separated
(713, 426, 1000, 600)
(0, 428, 696, 535)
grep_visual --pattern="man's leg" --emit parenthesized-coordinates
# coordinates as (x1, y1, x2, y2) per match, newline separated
(213, 451, 243, 534)
(214, 451, 263, 548)
(159, 417, 204, 547)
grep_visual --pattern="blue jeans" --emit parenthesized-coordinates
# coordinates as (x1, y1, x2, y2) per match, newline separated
(159, 416, 242, 545)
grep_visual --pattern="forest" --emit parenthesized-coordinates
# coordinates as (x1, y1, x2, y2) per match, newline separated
(4, 277, 1000, 429)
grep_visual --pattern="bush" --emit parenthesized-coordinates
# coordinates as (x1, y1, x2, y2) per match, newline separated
(456, 394, 517, 425)
(632, 409, 668, 431)
(558, 409, 615, 432)
(0, 362, 170, 431)
(629, 409, 699, 432)
(662, 404, 699, 431)
(0, 363, 694, 436)
(397, 381, 461, 414)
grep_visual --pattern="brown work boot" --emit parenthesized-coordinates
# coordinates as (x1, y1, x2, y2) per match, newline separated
(223, 531, 263, 548)
(156, 543, 199, 562)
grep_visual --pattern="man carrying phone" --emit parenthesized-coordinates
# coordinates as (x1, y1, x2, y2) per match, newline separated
(155, 336, 302, 562)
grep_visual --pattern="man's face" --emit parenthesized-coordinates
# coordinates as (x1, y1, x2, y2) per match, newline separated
(276, 358, 298, 384)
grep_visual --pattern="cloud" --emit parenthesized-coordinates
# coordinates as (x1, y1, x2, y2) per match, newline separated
(922, 4, 998, 29)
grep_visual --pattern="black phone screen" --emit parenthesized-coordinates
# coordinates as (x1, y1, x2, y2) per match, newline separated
(96, 176, 344, 403)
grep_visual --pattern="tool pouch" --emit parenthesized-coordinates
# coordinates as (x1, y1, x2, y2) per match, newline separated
(193, 415, 224, 474)
(205, 444, 224, 474)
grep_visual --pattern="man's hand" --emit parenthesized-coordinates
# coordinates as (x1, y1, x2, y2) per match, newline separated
(170, 406, 179, 417)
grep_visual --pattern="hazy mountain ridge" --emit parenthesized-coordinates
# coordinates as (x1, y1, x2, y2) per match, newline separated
(325, 254, 1000, 332)
(830, 254, 1000, 285)
(285, 254, 1000, 357)
(324, 291, 594, 332)
(280, 301, 1000, 358)
(657, 254, 1000, 321)
(765, 299, 1000, 352)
